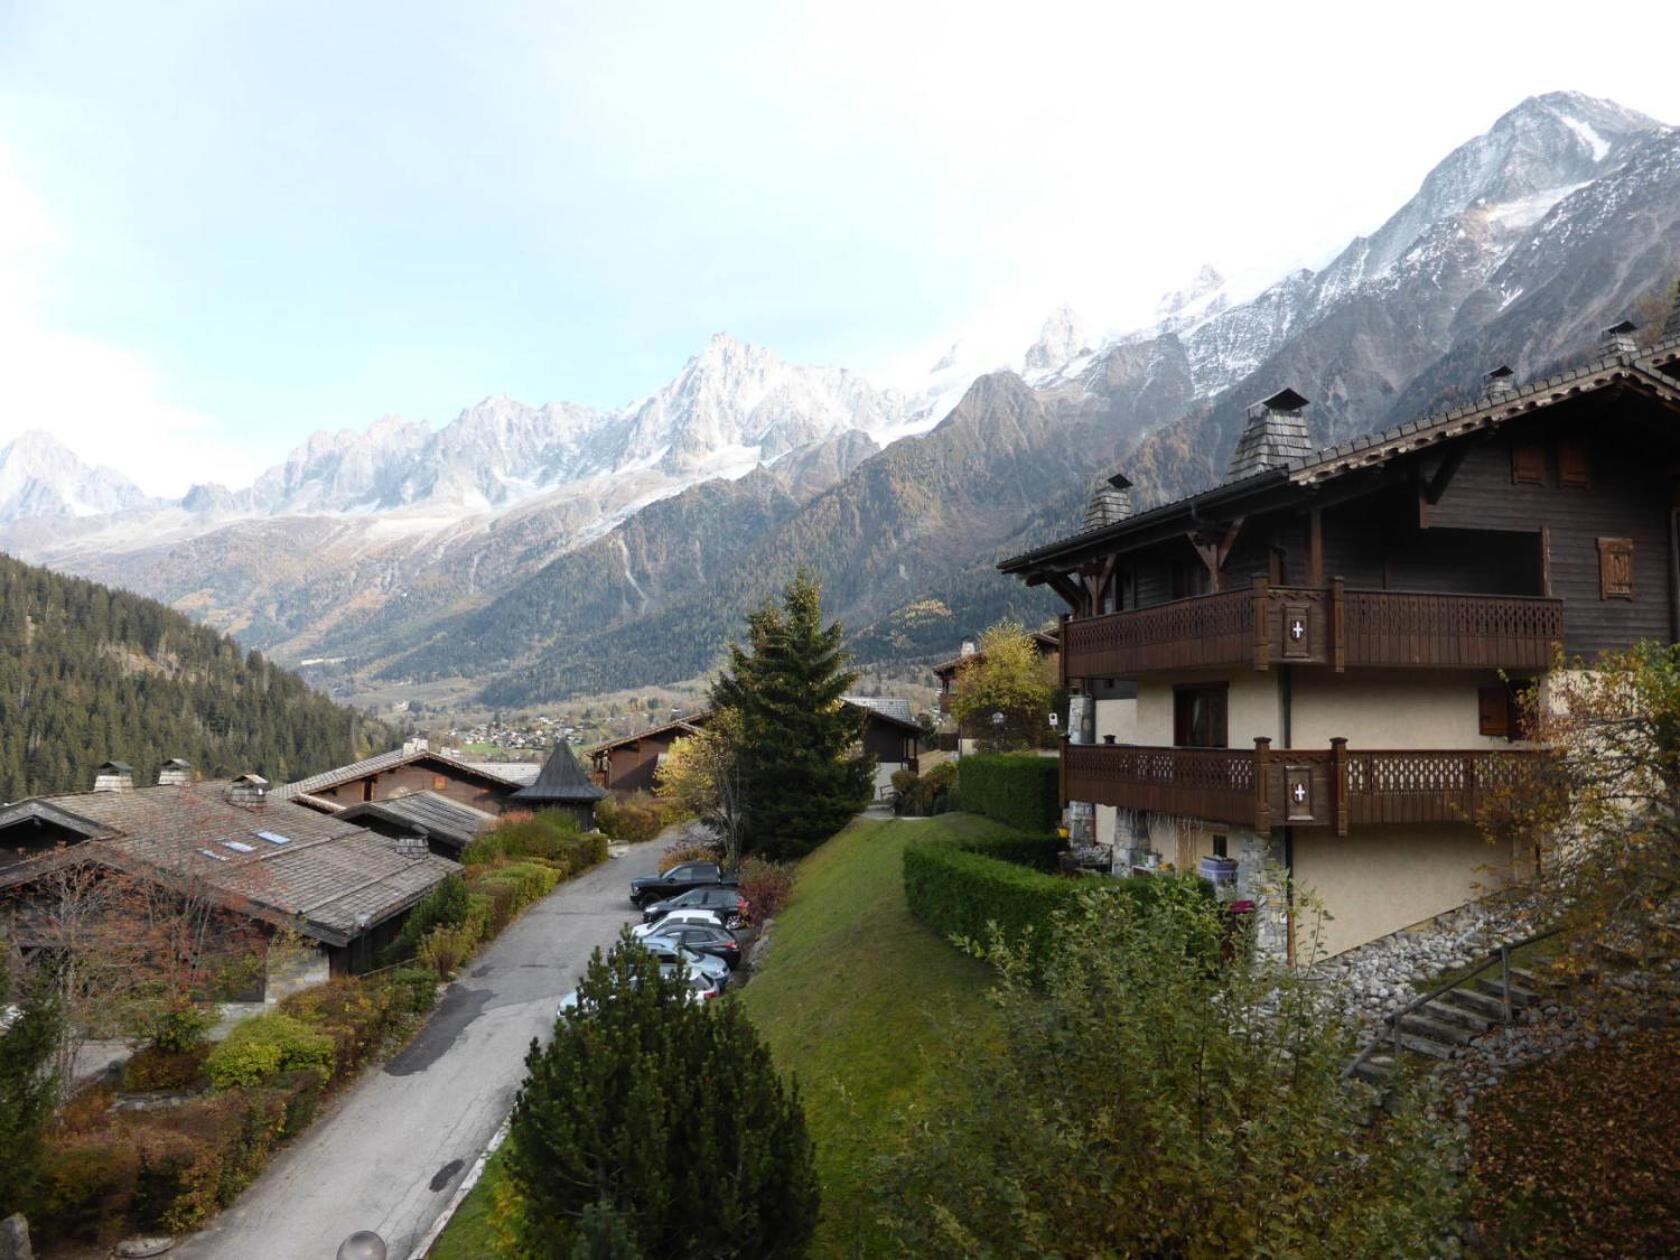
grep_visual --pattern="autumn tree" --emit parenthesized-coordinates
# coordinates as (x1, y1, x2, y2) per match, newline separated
(711, 573, 873, 861)
(876, 882, 1463, 1257)
(0, 952, 60, 1215)
(656, 710, 748, 869)
(948, 620, 1058, 753)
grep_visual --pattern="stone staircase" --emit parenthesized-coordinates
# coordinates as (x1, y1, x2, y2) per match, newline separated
(1349, 966, 1543, 1086)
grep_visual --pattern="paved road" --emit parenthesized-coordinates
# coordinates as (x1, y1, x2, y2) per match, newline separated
(176, 840, 664, 1260)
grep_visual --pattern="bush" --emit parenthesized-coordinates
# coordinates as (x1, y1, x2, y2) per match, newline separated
(658, 838, 719, 873)
(596, 791, 668, 844)
(956, 754, 1060, 832)
(121, 1044, 210, 1092)
(279, 978, 400, 1078)
(420, 922, 482, 979)
(205, 1013, 335, 1090)
(401, 873, 472, 950)
(903, 835, 1076, 961)
(737, 858, 794, 924)
(503, 942, 818, 1257)
(895, 760, 957, 816)
(35, 1130, 140, 1243)
(465, 810, 585, 867)
(138, 997, 218, 1054)
(385, 966, 441, 1015)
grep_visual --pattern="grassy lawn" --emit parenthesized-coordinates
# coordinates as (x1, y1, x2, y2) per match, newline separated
(427, 811, 1003, 1259)
(738, 812, 1006, 1258)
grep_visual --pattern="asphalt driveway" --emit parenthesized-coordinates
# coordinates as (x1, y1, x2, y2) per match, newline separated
(175, 839, 664, 1260)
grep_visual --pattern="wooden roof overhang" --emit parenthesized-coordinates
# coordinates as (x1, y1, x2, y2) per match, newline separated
(1001, 357, 1680, 599)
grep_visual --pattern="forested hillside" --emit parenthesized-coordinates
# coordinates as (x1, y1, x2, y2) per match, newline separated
(0, 552, 395, 801)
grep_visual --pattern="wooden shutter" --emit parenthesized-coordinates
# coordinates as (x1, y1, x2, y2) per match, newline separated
(1511, 443, 1546, 485)
(1478, 684, 1509, 738)
(1559, 442, 1589, 488)
(1598, 537, 1634, 600)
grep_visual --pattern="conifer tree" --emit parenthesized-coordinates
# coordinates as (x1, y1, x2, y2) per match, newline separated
(711, 572, 873, 860)
(503, 939, 818, 1258)
(0, 959, 61, 1215)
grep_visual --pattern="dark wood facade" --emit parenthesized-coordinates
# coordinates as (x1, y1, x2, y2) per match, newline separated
(306, 760, 514, 814)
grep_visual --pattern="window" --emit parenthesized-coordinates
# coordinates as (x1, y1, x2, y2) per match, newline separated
(1599, 537, 1634, 600)
(1511, 443, 1546, 485)
(433, 774, 448, 791)
(1173, 684, 1228, 748)
(256, 831, 292, 846)
(1559, 443, 1589, 488)
(1479, 680, 1536, 741)
(1170, 560, 1208, 601)
(1212, 835, 1228, 859)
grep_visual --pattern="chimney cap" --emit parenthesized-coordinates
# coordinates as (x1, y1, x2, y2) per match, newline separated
(1104, 469, 1134, 491)
(231, 772, 269, 788)
(96, 760, 134, 774)
(1603, 319, 1638, 337)
(162, 757, 193, 770)
(1257, 387, 1310, 413)
(1485, 365, 1515, 382)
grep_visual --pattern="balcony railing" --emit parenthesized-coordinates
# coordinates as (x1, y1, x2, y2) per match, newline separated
(1060, 580, 1563, 680)
(1061, 739, 1544, 836)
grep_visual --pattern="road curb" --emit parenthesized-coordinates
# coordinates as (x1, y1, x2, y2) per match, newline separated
(408, 1112, 511, 1259)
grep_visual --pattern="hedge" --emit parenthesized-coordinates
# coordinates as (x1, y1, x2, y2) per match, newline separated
(956, 754, 1060, 833)
(902, 831, 1074, 960)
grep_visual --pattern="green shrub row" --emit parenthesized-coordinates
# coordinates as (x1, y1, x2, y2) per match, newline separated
(903, 832, 1075, 960)
(463, 809, 608, 869)
(38, 966, 437, 1246)
(955, 755, 1060, 833)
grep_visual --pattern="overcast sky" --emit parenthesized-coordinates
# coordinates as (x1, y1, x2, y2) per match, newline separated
(2, 1, 1678, 495)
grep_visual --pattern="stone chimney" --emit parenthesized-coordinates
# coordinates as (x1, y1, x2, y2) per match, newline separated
(157, 758, 193, 787)
(401, 737, 429, 756)
(226, 773, 269, 809)
(1084, 471, 1134, 530)
(1227, 389, 1313, 482)
(1484, 365, 1517, 402)
(92, 761, 134, 793)
(1600, 319, 1638, 357)
(959, 640, 977, 659)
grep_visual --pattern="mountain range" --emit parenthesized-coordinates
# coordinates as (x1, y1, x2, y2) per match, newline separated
(3, 91, 1678, 710)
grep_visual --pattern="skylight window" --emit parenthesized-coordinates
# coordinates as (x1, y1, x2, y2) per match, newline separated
(256, 831, 292, 846)
(199, 848, 230, 862)
(222, 840, 255, 853)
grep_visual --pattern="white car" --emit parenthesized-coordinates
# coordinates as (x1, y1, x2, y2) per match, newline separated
(556, 963, 720, 1018)
(630, 907, 725, 939)
(636, 937, 731, 988)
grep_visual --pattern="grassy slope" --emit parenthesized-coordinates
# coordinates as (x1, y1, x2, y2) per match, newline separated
(427, 812, 1003, 1259)
(738, 813, 1005, 1258)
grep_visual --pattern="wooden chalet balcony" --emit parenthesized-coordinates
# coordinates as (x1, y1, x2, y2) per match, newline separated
(1061, 738, 1543, 836)
(1059, 579, 1563, 680)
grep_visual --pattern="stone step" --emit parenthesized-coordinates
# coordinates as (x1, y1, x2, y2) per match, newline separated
(1473, 976, 1539, 1006)
(1440, 986, 1508, 1020)
(1395, 1031, 1457, 1060)
(1418, 997, 1494, 1034)
(1507, 965, 1545, 989)
(1350, 1053, 1394, 1085)
(1398, 1013, 1475, 1045)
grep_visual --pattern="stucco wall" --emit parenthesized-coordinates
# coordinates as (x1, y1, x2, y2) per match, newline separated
(1094, 696, 1138, 745)
(1292, 824, 1513, 958)
(1289, 669, 1515, 751)
(1134, 671, 1281, 747)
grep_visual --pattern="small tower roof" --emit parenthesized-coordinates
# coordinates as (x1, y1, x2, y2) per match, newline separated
(511, 741, 607, 804)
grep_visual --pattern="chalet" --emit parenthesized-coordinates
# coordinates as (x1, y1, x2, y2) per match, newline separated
(0, 764, 459, 989)
(1001, 314, 1680, 959)
(932, 630, 1064, 755)
(334, 792, 498, 859)
(274, 739, 530, 815)
(509, 741, 607, 829)
(587, 700, 922, 799)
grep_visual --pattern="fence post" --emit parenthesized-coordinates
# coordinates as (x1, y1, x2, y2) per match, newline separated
(1253, 737, 1272, 833)
(1330, 737, 1349, 836)
(1252, 576, 1270, 671)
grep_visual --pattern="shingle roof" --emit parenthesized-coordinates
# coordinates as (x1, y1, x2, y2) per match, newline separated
(272, 746, 527, 800)
(335, 792, 498, 850)
(842, 696, 919, 731)
(1000, 351, 1680, 574)
(0, 781, 458, 946)
(465, 761, 541, 786)
(585, 714, 711, 757)
(511, 741, 607, 804)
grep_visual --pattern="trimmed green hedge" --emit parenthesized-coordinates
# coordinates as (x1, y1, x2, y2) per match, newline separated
(956, 754, 1060, 833)
(902, 831, 1074, 959)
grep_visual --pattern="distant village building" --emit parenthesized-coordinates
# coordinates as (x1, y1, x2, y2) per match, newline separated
(273, 739, 533, 814)
(1001, 311, 1680, 959)
(932, 630, 1063, 757)
(0, 763, 458, 988)
(587, 700, 921, 800)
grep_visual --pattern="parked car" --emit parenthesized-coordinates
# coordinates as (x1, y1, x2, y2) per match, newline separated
(630, 907, 725, 939)
(635, 937, 731, 987)
(643, 920, 743, 970)
(556, 963, 720, 1018)
(629, 860, 737, 908)
(641, 885, 750, 929)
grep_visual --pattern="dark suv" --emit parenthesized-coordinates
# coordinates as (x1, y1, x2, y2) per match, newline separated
(630, 860, 737, 908)
(641, 885, 750, 930)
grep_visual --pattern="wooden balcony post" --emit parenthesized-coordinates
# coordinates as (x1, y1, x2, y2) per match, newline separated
(1059, 734, 1069, 813)
(1251, 576, 1270, 672)
(1330, 737, 1349, 836)
(1058, 612, 1070, 689)
(1253, 736, 1272, 833)
(1307, 507, 1324, 586)
(1330, 577, 1346, 673)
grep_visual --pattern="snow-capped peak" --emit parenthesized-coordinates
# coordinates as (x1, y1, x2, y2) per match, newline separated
(0, 429, 155, 524)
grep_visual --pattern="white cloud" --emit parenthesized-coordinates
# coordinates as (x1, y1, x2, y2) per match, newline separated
(0, 149, 263, 497)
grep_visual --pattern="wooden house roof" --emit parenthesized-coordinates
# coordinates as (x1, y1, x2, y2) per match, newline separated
(511, 741, 607, 805)
(272, 746, 527, 801)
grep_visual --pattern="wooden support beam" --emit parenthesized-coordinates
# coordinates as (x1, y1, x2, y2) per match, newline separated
(1188, 517, 1245, 592)
(1330, 737, 1349, 837)
(1306, 508, 1323, 586)
(1539, 525, 1553, 598)
(1042, 571, 1085, 612)
(1253, 737, 1272, 833)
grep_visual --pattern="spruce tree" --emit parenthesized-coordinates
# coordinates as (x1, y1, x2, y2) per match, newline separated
(711, 572, 874, 860)
(0, 960, 61, 1215)
(505, 939, 818, 1258)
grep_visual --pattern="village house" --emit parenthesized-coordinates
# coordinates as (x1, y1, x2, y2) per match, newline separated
(273, 738, 535, 814)
(0, 762, 459, 992)
(508, 740, 607, 829)
(1001, 311, 1680, 959)
(587, 699, 922, 800)
(932, 630, 1063, 756)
